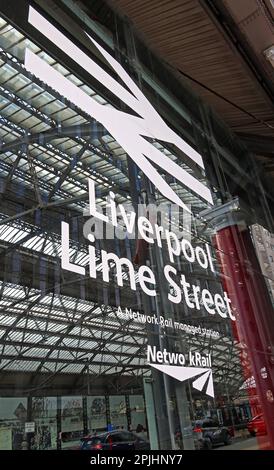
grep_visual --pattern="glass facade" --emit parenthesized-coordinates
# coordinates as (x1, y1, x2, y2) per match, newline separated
(0, 0, 273, 451)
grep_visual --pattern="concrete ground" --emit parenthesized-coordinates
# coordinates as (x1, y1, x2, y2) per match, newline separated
(215, 436, 271, 450)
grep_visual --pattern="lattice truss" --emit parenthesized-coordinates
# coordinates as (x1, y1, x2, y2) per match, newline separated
(0, 16, 243, 392)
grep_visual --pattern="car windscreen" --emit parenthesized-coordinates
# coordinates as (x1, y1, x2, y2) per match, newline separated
(194, 420, 216, 428)
(81, 435, 105, 444)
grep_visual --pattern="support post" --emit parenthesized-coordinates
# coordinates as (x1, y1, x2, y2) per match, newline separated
(201, 199, 274, 450)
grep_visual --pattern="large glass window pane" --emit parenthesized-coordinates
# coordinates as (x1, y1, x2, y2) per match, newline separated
(0, 397, 27, 450)
(61, 396, 83, 449)
(87, 396, 106, 433)
(129, 395, 146, 434)
(109, 396, 127, 430)
(31, 397, 57, 450)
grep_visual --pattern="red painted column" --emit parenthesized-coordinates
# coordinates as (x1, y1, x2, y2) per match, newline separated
(201, 200, 274, 449)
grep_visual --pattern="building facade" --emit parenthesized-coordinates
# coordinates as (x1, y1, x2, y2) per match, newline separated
(0, 0, 273, 450)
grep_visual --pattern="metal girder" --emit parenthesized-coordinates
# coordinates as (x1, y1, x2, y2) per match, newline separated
(0, 122, 106, 154)
(0, 339, 146, 362)
(32, 303, 148, 375)
(0, 304, 145, 340)
(0, 85, 56, 128)
(0, 47, 95, 129)
(0, 153, 22, 201)
(0, 118, 130, 207)
(47, 142, 89, 201)
(0, 48, 129, 182)
(0, 353, 147, 369)
(0, 269, 148, 376)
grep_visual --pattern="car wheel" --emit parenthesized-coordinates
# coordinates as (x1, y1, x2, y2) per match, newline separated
(203, 438, 213, 450)
(249, 430, 256, 437)
(223, 433, 232, 445)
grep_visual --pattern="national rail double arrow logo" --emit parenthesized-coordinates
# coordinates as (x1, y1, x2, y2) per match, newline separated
(150, 363, 214, 398)
(147, 346, 214, 397)
(25, 7, 213, 212)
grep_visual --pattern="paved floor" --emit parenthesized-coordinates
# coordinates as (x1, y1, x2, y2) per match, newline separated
(215, 436, 271, 450)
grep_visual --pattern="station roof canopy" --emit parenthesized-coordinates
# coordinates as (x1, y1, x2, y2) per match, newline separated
(104, 0, 274, 183)
(0, 1, 261, 397)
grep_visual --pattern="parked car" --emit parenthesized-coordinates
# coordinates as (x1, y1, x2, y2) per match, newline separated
(247, 414, 266, 436)
(80, 430, 150, 450)
(193, 418, 232, 449)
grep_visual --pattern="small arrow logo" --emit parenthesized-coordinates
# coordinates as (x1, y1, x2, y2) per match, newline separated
(149, 363, 214, 397)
